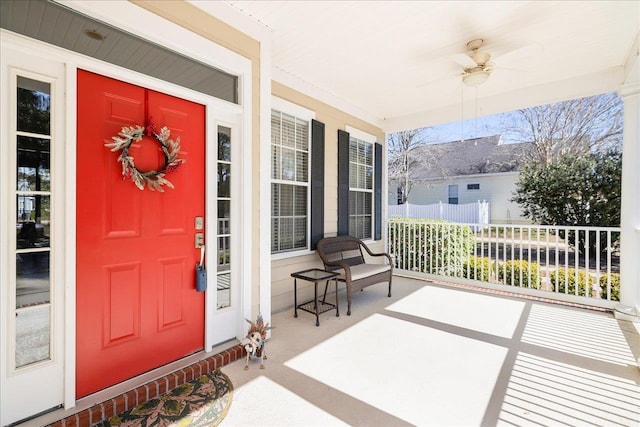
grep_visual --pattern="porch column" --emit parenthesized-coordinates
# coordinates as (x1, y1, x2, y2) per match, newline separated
(616, 80, 640, 321)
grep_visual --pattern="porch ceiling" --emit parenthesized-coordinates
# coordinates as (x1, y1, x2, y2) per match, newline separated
(215, 0, 639, 132)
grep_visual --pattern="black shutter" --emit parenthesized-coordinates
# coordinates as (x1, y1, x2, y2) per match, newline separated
(374, 142, 382, 240)
(337, 129, 350, 236)
(310, 119, 325, 250)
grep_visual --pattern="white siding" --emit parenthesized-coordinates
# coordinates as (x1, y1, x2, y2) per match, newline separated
(406, 172, 530, 224)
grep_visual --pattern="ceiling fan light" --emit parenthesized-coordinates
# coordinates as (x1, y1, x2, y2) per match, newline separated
(462, 70, 491, 86)
(471, 51, 491, 65)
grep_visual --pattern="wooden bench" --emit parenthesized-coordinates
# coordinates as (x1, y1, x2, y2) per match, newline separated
(316, 236, 393, 315)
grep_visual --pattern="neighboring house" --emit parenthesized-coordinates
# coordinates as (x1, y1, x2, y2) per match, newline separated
(390, 135, 534, 224)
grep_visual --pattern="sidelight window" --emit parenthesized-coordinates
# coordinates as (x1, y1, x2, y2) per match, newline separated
(14, 76, 53, 368)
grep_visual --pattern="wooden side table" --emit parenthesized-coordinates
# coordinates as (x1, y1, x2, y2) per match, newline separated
(291, 268, 340, 326)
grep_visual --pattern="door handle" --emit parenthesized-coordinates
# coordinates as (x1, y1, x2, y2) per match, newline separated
(195, 233, 204, 248)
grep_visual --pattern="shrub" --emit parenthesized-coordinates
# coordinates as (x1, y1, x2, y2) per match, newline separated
(497, 260, 541, 289)
(462, 256, 493, 282)
(599, 273, 620, 301)
(550, 268, 595, 297)
(388, 219, 474, 277)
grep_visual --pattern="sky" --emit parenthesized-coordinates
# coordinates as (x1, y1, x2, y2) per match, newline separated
(425, 110, 521, 145)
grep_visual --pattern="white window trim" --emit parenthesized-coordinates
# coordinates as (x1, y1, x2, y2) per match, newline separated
(346, 125, 376, 144)
(270, 97, 315, 257)
(272, 97, 315, 121)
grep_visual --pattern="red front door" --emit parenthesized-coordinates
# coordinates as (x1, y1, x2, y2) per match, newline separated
(76, 70, 205, 397)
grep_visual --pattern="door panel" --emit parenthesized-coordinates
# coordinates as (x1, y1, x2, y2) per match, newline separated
(104, 263, 141, 345)
(76, 70, 205, 397)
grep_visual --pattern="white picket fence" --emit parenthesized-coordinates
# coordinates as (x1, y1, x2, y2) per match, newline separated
(389, 201, 489, 224)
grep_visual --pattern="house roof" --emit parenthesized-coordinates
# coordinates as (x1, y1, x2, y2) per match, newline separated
(409, 135, 534, 180)
(206, 1, 639, 132)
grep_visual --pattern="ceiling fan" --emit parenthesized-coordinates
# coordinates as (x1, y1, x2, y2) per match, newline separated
(452, 38, 541, 86)
(454, 39, 494, 86)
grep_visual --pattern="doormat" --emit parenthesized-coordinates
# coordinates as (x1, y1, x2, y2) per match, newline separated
(100, 370, 233, 427)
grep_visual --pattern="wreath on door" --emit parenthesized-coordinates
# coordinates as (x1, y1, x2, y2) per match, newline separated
(105, 124, 184, 191)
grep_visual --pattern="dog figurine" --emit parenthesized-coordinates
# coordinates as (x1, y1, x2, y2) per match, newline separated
(243, 314, 271, 370)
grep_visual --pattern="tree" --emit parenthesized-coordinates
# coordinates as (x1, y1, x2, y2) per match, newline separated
(512, 151, 622, 253)
(387, 128, 436, 204)
(509, 93, 623, 166)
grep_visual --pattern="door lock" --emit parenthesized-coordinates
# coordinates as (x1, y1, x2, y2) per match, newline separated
(195, 216, 204, 230)
(195, 233, 204, 248)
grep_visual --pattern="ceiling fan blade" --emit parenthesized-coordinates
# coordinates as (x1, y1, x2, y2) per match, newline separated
(416, 74, 460, 90)
(451, 53, 477, 69)
(494, 43, 542, 67)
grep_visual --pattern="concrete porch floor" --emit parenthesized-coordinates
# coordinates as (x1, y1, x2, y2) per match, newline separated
(221, 276, 640, 426)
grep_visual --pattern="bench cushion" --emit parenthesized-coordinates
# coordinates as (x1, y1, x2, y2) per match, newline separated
(335, 263, 391, 281)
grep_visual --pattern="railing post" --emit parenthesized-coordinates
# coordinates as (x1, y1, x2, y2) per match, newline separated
(617, 81, 640, 320)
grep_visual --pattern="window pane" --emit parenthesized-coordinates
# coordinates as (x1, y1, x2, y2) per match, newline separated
(271, 183, 280, 216)
(280, 184, 294, 216)
(358, 164, 366, 189)
(349, 191, 356, 215)
(365, 165, 373, 190)
(271, 145, 281, 180)
(349, 163, 358, 187)
(281, 113, 296, 148)
(271, 218, 279, 252)
(16, 305, 50, 368)
(348, 189, 372, 240)
(363, 215, 372, 239)
(294, 186, 307, 216)
(17, 77, 50, 135)
(349, 139, 358, 163)
(17, 136, 50, 191)
(218, 126, 231, 162)
(217, 236, 231, 271)
(17, 195, 50, 249)
(294, 217, 307, 248)
(218, 200, 230, 235)
(279, 218, 293, 251)
(271, 111, 281, 145)
(358, 140, 366, 164)
(281, 148, 295, 181)
(295, 118, 308, 151)
(218, 163, 231, 198)
(16, 252, 50, 308)
(296, 151, 308, 182)
(364, 142, 373, 165)
(217, 272, 230, 309)
(363, 193, 372, 215)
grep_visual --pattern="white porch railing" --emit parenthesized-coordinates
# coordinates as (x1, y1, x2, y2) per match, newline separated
(389, 201, 489, 224)
(387, 219, 621, 308)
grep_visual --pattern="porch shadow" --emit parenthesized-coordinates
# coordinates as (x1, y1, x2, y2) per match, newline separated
(220, 276, 639, 426)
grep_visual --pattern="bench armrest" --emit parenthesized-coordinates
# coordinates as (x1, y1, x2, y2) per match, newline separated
(360, 244, 393, 267)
